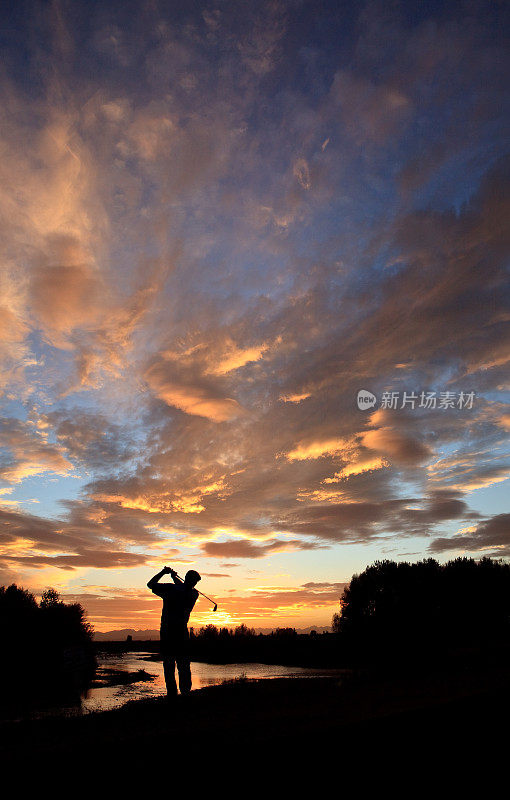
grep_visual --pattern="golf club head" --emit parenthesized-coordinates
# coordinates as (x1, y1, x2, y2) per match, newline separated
(213, 604, 218, 612)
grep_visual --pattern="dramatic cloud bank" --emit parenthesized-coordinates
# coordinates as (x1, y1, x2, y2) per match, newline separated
(0, 0, 508, 629)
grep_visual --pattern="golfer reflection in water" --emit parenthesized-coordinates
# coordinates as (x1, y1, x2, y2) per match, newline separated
(147, 566, 201, 697)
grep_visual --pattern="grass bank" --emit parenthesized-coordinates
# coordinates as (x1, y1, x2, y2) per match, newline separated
(1, 655, 508, 765)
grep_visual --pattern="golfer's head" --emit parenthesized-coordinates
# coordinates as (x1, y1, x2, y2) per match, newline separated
(184, 569, 201, 587)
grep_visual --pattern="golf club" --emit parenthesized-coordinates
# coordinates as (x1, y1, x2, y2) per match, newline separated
(171, 569, 218, 612)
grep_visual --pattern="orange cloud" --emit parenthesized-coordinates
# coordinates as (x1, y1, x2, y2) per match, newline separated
(361, 426, 431, 466)
(284, 437, 350, 461)
(145, 359, 244, 421)
(208, 341, 270, 375)
(0, 279, 30, 391)
(0, 419, 74, 483)
(279, 392, 311, 403)
(324, 456, 389, 480)
(498, 413, 510, 432)
(201, 538, 325, 559)
(29, 236, 103, 347)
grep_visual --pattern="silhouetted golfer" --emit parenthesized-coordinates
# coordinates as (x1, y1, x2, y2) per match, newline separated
(147, 566, 201, 697)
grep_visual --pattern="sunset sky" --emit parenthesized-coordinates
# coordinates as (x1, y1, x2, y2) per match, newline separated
(0, 0, 508, 633)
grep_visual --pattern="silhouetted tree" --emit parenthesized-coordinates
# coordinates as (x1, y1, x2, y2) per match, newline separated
(40, 588, 63, 608)
(0, 584, 96, 709)
(197, 624, 221, 641)
(234, 624, 255, 637)
(272, 627, 298, 639)
(332, 557, 510, 665)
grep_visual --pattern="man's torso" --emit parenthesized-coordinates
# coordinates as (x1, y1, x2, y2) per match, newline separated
(153, 583, 199, 637)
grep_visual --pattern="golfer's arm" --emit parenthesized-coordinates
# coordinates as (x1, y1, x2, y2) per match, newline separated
(147, 568, 167, 590)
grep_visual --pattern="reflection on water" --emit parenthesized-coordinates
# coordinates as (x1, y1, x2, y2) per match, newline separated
(81, 652, 342, 714)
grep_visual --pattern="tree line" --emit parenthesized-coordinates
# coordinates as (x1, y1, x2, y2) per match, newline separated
(0, 584, 96, 709)
(186, 624, 335, 666)
(332, 556, 510, 664)
(181, 556, 510, 666)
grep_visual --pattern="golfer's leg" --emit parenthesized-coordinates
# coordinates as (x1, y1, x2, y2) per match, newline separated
(163, 655, 178, 697)
(176, 656, 192, 694)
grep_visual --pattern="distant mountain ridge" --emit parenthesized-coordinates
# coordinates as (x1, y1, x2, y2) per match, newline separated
(94, 625, 331, 640)
(94, 629, 160, 641)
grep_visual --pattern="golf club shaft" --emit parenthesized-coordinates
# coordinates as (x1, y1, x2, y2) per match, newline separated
(173, 570, 217, 608)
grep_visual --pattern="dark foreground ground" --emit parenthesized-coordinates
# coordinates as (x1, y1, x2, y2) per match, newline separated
(1, 654, 508, 769)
